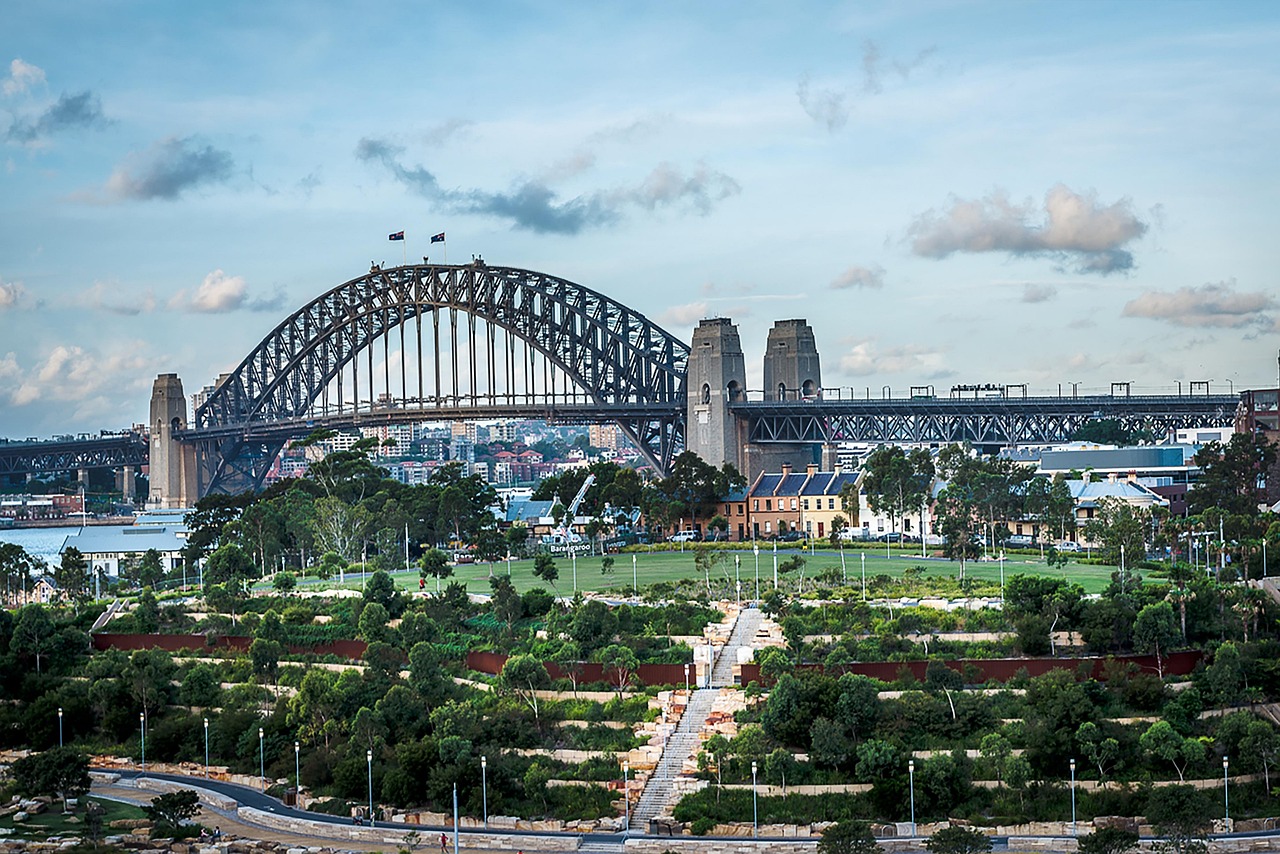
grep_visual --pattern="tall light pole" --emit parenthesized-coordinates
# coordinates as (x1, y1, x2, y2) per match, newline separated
(908, 759, 916, 837)
(258, 727, 265, 791)
(1120, 543, 1126, 586)
(1223, 755, 1230, 828)
(295, 741, 301, 799)
(772, 541, 778, 588)
(452, 782, 459, 854)
(861, 553, 866, 602)
(751, 760, 758, 838)
(481, 755, 488, 828)
(999, 551, 1005, 599)
(623, 761, 630, 834)
(632, 553, 637, 594)
(685, 663, 691, 692)
(58, 707, 63, 747)
(203, 717, 209, 778)
(139, 713, 146, 773)
(367, 749, 374, 828)
(753, 545, 760, 603)
(735, 554, 741, 607)
(1070, 758, 1077, 836)
(572, 551, 577, 593)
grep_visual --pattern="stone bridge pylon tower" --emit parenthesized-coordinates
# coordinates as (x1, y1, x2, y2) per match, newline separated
(148, 373, 199, 509)
(685, 319, 747, 472)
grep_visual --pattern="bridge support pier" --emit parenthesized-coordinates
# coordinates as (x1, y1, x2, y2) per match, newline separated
(77, 468, 89, 486)
(117, 465, 136, 503)
(686, 319, 747, 472)
(148, 374, 199, 509)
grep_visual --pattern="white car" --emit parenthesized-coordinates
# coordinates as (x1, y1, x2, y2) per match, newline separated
(668, 530, 699, 543)
(1056, 541, 1082, 552)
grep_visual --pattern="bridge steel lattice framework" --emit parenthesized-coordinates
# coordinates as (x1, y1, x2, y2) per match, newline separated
(0, 434, 148, 477)
(186, 263, 689, 495)
(738, 394, 1240, 446)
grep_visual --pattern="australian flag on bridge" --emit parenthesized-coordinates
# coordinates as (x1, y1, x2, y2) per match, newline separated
(388, 231, 405, 241)
(430, 232, 445, 243)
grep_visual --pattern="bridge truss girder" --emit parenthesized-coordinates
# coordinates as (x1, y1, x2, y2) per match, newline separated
(190, 263, 689, 494)
(0, 435, 148, 477)
(740, 396, 1239, 446)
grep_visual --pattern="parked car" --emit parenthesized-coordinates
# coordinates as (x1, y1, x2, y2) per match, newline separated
(668, 530, 700, 543)
(1056, 540, 1082, 552)
(1006, 535, 1033, 547)
(777, 530, 806, 542)
(874, 532, 904, 543)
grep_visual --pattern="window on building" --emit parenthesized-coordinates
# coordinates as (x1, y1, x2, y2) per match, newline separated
(753, 500, 759, 511)
(737, 504, 744, 516)
(790, 498, 797, 510)
(828, 498, 835, 510)
(802, 499, 809, 510)
(765, 499, 772, 511)
(765, 521, 772, 533)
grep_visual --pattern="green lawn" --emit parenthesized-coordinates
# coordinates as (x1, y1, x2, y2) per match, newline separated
(0, 796, 144, 840)
(291, 544, 1126, 597)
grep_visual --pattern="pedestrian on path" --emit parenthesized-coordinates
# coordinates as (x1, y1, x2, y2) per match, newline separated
(440, 831, 448, 853)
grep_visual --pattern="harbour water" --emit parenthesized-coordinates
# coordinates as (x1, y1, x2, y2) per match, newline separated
(0, 525, 81, 565)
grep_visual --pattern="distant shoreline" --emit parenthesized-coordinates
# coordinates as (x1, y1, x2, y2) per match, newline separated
(0, 515, 138, 530)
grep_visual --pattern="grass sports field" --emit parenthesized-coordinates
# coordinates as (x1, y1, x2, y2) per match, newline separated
(316, 544, 1126, 597)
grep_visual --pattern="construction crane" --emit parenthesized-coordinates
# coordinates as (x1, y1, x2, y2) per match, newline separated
(541, 473, 596, 546)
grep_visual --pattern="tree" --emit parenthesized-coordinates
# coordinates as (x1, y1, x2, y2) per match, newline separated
(133, 587, 160, 633)
(810, 717, 851, 769)
(54, 547, 90, 604)
(818, 821, 881, 854)
(862, 446, 935, 538)
(358, 601, 391, 643)
(250, 637, 284, 688)
(204, 543, 255, 593)
(1133, 601, 1179, 678)
(419, 549, 452, 594)
(142, 789, 200, 833)
(1140, 720, 1203, 783)
(1240, 719, 1280, 792)
(499, 654, 549, 719)
(1084, 498, 1148, 567)
(180, 663, 221, 708)
(1145, 785, 1212, 854)
(532, 554, 559, 595)
(765, 747, 798, 793)
(363, 569, 404, 617)
(925, 826, 992, 854)
(1191, 433, 1277, 516)
(272, 572, 297, 594)
(11, 604, 56, 674)
(1076, 721, 1120, 783)
(10, 748, 91, 806)
(595, 643, 639, 697)
(1077, 827, 1139, 854)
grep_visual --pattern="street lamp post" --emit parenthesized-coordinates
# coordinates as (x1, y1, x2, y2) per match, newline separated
(139, 713, 146, 773)
(58, 707, 63, 747)
(203, 718, 209, 778)
(861, 553, 866, 602)
(735, 554, 741, 607)
(1120, 543, 1126, 585)
(908, 759, 916, 837)
(751, 761, 758, 838)
(772, 542, 778, 588)
(295, 741, 301, 799)
(999, 551, 1005, 599)
(623, 761, 630, 834)
(1070, 758, 1077, 836)
(685, 663, 692, 692)
(632, 553, 637, 593)
(1224, 756, 1230, 829)
(481, 755, 488, 828)
(367, 749, 374, 828)
(258, 727, 265, 791)
(572, 551, 577, 593)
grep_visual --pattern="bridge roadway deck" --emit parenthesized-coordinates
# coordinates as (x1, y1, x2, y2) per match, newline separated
(732, 393, 1240, 416)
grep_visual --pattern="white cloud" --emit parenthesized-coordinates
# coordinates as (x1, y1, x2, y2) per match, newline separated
(0, 279, 25, 308)
(838, 339, 947, 376)
(831, 264, 885, 290)
(9, 344, 158, 407)
(1121, 280, 1275, 328)
(658, 302, 710, 327)
(166, 269, 283, 314)
(2, 59, 45, 96)
(908, 184, 1148, 274)
(1021, 283, 1057, 303)
(81, 281, 157, 315)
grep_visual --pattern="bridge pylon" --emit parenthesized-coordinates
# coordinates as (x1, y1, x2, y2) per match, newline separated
(687, 319, 748, 472)
(148, 374, 199, 509)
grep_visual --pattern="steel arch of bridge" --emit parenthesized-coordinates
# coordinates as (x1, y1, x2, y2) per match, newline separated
(0, 434, 148, 477)
(190, 263, 689, 494)
(737, 395, 1240, 446)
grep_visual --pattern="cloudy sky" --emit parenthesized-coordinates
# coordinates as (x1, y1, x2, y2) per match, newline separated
(1, 1, 1277, 438)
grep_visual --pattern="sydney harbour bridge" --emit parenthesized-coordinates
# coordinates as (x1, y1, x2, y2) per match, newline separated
(0, 260, 1241, 502)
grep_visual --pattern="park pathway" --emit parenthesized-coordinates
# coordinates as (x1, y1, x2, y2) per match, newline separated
(629, 605, 762, 831)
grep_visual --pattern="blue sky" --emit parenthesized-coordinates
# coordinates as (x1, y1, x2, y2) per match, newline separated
(1, 1, 1277, 437)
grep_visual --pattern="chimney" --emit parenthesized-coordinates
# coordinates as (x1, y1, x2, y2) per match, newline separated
(1083, 471, 1092, 484)
(1107, 472, 1117, 483)
(806, 463, 818, 477)
(781, 463, 793, 477)
(833, 463, 843, 477)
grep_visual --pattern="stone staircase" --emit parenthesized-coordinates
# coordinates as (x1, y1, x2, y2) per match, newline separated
(579, 838, 625, 854)
(629, 687, 716, 831)
(710, 606, 762, 688)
